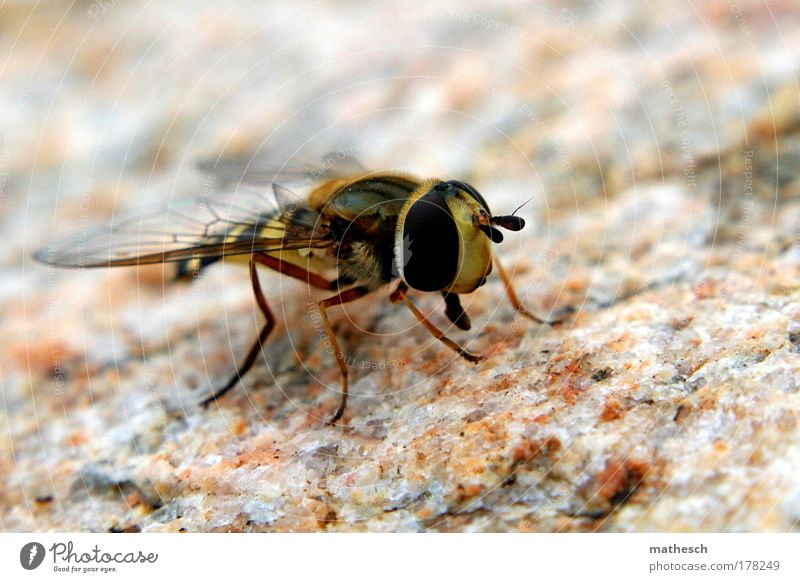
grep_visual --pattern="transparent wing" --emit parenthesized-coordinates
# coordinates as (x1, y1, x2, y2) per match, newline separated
(34, 184, 335, 268)
(197, 150, 369, 187)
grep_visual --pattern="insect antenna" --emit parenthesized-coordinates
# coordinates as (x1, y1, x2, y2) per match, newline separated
(490, 198, 533, 232)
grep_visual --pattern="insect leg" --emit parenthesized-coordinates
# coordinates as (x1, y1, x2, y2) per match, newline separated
(201, 259, 275, 406)
(253, 252, 337, 291)
(317, 285, 371, 425)
(493, 256, 560, 325)
(391, 283, 483, 364)
(441, 292, 471, 330)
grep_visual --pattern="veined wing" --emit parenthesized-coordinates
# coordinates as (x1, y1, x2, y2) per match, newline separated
(34, 185, 334, 268)
(197, 150, 369, 188)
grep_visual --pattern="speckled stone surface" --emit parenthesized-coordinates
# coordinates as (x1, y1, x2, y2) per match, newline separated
(3, 0, 800, 532)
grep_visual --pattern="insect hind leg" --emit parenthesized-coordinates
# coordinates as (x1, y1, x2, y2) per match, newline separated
(316, 285, 371, 425)
(201, 259, 275, 406)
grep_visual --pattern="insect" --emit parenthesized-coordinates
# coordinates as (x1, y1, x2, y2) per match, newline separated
(34, 153, 554, 424)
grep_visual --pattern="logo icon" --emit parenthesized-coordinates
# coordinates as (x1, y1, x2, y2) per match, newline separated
(20, 542, 46, 570)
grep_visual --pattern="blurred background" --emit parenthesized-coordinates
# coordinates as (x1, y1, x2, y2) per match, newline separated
(3, 0, 795, 242)
(3, 0, 800, 532)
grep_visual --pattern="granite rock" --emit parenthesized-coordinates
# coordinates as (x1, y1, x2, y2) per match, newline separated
(2, 0, 800, 532)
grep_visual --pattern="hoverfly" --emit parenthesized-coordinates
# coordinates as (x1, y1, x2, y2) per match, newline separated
(34, 153, 553, 424)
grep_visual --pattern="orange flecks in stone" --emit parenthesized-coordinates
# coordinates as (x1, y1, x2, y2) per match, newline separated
(307, 352, 323, 368)
(673, 403, 692, 424)
(749, 85, 800, 142)
(462, 417, 488, 437)
(670, 316, 693, 330)
(547, 355, 591, 405)
(12, 339, 70, 377)
(231, 418, 249, 437)
(124, 490, 149, 509)
(198, 474, 223, 494)
(533, 413, 552, 424)
(512, 435, 562, 465)
(231, 443, 282, 467)
(464, 459, 487, 476)
(548, 352, 580, 370)
(549, 351, 569, 363)
(33, 495, 54, 507)
(487, 373, 516, 392)
(498, 410, 514, 422)
(596, 459, 649, 502)
(698, 392, 718, 411)
(746, 447, 765, 466)
(416, 505, 434, 520)
(457, 482, 485, 500)
(481, 340, 510, 360)
(561, 386, 583, 406)
(564, 275, 587, 292)
(600, 398, 625, 422)
(693, 279, 719, 299)
(68, 431, 88, 447)
(302, 497, 332, 528)
(547, 356, 583, 383)
(607, 334, 632, 352)
(775, 409, 798, 432)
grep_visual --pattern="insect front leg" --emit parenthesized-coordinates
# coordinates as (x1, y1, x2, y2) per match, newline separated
(391, 282, 483, 364)
(441, 292, 471, 330)
(201, 259, 275, 406)
(493, 256, 561, 325)
(316, 285, 371, 425)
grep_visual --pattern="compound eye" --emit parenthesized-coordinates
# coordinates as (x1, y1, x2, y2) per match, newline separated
(399, 187, 459, 292)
